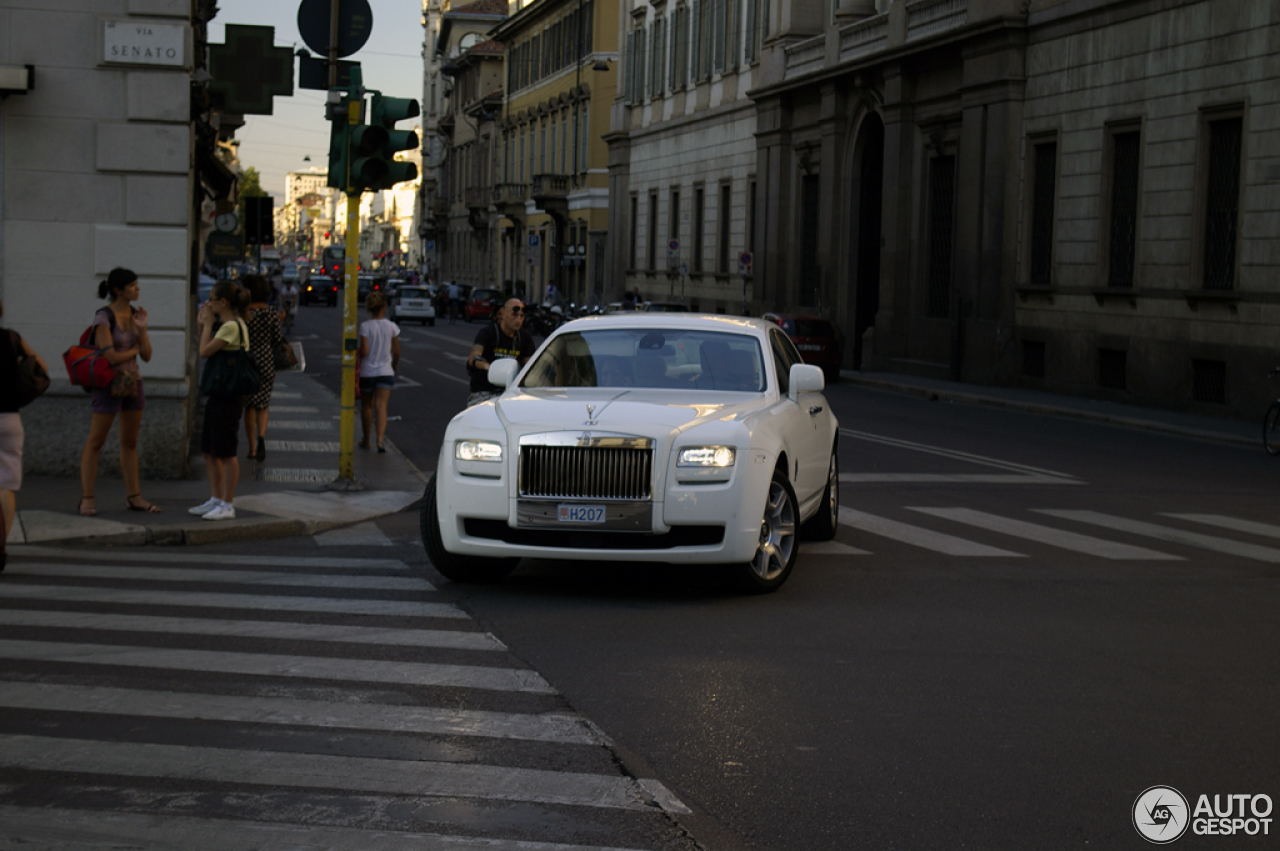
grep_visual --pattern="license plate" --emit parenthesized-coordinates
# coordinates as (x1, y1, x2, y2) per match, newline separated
(797, 344, 821, 351)
(558, 504, 606, 523)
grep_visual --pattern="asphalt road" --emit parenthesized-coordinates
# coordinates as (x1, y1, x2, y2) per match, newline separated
(293, 302, 1279, 849)
(6, 303, 1271, 849)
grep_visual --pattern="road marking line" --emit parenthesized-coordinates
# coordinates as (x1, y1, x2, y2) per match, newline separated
(0, 640, 556, 693)
(267, 406, 320, 413)
(838, 508, 1024, 556)
(0, 683, 599, 744)
(0, 609, 499, 649)
(267, 419, 334, 430)
(430, 368, 469, 385)
(0, 736, 679, 812)
(0, 807, 659, 851)
(1162, 514, 1280, 540)
(801, 540, 871, 555)
(7, 546, 411, 570)
(260, 467, 339, 483)
(1036, 510, 1280, 563)
(0, 585, 467, 618)
(841, 473, 1083, 484)
(839, 428, 1081, 480)
(264, 439, 343, 452)
(908, 508, 1181, 560)
(6, 563, 433, 591)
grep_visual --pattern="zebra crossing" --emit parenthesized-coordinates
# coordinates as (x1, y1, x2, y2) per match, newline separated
(0, 548, 695, 851)
(830, 506, 1280, 563)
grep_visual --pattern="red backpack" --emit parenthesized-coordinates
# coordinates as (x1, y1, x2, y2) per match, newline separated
(62, 320, 117, 392)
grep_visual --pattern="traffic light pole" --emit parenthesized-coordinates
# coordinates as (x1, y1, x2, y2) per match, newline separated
(335, 99, 362, 488)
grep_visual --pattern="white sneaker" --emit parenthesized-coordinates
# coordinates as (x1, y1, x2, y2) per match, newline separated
(202, 504, 236, 521)
(188, 497, 221, 516)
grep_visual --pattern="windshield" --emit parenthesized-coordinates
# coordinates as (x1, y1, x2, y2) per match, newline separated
(521, 328, 766, 392)
(399, 288, 430, 298)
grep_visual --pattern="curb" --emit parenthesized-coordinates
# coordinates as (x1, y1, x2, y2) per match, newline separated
(842, 375, 1255, 449)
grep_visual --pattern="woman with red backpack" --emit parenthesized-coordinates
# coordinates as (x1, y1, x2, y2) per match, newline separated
(77, 268, 159, 516)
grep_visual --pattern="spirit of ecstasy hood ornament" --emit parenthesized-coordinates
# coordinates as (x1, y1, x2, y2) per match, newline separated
(585, 404, 597, 425)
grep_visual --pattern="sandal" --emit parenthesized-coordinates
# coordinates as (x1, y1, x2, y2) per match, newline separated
(359, 438, 370, 449)
(377, 444, 386, 453)
(78, 496, 97, 517)
(125, 494, 162, 514)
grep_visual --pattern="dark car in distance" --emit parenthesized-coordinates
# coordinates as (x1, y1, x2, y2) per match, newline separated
(763, 313, 842, 382)
(301, 275, 339, 307)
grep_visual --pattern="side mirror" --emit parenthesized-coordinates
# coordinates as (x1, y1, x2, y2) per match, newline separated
(788, 363, 824, 401)
(488, 357, 519, 388)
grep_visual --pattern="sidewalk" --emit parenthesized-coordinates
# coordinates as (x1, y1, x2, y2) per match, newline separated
(7, 369, 428, 549)
(842, 370, 1258, 448)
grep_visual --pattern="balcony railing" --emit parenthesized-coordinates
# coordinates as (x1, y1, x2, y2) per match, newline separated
(492, 182, 529, 207)
(530, 173, 570, 203)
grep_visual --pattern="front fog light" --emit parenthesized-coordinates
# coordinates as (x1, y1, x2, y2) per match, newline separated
(456, 440, 503, 462)
(678, 446, 735, 467)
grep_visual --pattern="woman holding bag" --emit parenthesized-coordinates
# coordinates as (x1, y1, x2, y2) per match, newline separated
(78, 267, 159, 516)
(0, 299, 49, 571)
(241, 274, 286, 463)
(189, 282, 253, 522)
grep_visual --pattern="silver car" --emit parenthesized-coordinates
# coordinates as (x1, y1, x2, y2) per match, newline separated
(389, 285, 437, 326)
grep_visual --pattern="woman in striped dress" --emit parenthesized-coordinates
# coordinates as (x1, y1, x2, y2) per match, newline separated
(241, 275, 285, 462)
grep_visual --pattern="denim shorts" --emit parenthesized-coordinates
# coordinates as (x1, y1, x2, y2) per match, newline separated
(359, 375, 395, 395)
(91, 381, 146, 414)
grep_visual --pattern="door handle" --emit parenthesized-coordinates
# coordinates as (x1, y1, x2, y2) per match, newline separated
(808, 405, 823, 416)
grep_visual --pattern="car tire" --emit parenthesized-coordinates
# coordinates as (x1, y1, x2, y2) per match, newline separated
(420, 474, 519, 583)
(738, 468, 799, 593)
(801, 444, 839, 542)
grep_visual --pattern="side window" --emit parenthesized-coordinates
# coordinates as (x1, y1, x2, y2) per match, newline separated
(769, 329, 801, 396)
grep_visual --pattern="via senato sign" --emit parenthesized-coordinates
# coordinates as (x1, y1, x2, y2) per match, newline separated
(102, 20, 187, 67)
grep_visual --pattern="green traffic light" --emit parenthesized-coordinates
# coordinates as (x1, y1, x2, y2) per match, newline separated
(367, 94, 420, 190)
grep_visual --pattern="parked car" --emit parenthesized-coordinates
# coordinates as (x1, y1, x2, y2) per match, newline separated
(300, 275, 339, 306)
(421, 314, 840, 592)
(389, 285, 436, 325)
(464, 287, 504, 322)
(644, 301, 689, 312)
(762, 313, 842, 382)
(357, 274, 387, 299)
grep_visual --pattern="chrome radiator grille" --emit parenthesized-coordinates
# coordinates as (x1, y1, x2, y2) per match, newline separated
(519, 446, 653, 500)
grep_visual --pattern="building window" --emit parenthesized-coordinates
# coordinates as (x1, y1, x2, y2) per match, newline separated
(672, 5, 688, 89)
(926, 155, 956, 319)
(1192, 358, 1227, 405)
(693, 186, 705, 272)
(1098, 348, 1127, 391)
(648, 192, 659, 271)
(800, 174, 820, 305)
(748, 179, 756, 253)
(1106, 129, 1141, 288)
(669, 189, 681, 243)
(717, 182, 732, 274)
(580, 104, 589, 174)
(1203, 115, 1243, 290)
(1028, 140, 1056, 287)
(548, 115, 557, 176)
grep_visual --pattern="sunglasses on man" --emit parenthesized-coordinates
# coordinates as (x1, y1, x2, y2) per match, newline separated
(507, 306, 525, 315)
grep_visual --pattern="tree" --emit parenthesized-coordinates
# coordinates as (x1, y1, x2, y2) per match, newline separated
(239, 167, 267, 198)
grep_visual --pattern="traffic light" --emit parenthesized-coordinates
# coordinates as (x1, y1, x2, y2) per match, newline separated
(325, 89, 351, 190)
(368, 94, 420, 189)
(348, 119, 389, 192)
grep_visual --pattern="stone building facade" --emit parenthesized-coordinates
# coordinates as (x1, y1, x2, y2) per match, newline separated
(1, 0, 202, 477)
(608, 0, 1277, 420)
(606, 0, 769, 313)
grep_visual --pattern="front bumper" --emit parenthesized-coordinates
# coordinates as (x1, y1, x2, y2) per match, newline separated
(436, 455, 775, 565)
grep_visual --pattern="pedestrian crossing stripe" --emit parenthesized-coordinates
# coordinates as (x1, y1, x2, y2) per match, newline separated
(0, 639, 557, 693)
(8, 545, 410, 570)
(839, 427, 1082, 483)
(1162, 513, 1280, 540)
(1036, 510, 1280, 563)
(0, 807, 659, 851)
(0, 682, 599, 744)
(0, 609, 503, 650)
(0, 734, 688, 813)
(4, 562, 433, 591)
(839, 507, 1024, 556)
(0, 583, 469, 618)
(907, 507, 1180, 560)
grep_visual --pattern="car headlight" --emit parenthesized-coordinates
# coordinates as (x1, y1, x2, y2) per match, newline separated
(678, 446, 735, 467)
(455, 440, 503, 462)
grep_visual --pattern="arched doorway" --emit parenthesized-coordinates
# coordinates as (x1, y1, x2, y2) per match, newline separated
(851, 112, 884, 370)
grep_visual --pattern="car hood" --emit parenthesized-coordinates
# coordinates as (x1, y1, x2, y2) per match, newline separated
(492, 388, 768, 436)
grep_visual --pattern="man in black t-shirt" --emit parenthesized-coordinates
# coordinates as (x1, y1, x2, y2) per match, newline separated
(466, 299, 536, 407)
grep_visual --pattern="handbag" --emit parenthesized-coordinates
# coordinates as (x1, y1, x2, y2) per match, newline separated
(10, 330, 50, 408)
(272, 337, 297, 370)
(62, 323, 117, 392)
(200, 319, 262, 398)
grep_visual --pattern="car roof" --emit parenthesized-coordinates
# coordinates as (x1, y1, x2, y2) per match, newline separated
(553, 313, 775, 336)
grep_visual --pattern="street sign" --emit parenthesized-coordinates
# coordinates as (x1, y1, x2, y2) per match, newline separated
(206, 231, 242, 260)
(528, 234, 540, 248)
(668, 239, 680, 255)
(297, 0, 373, 58)
(739, 251, 754, 275)
(298, 55, 359, 90)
